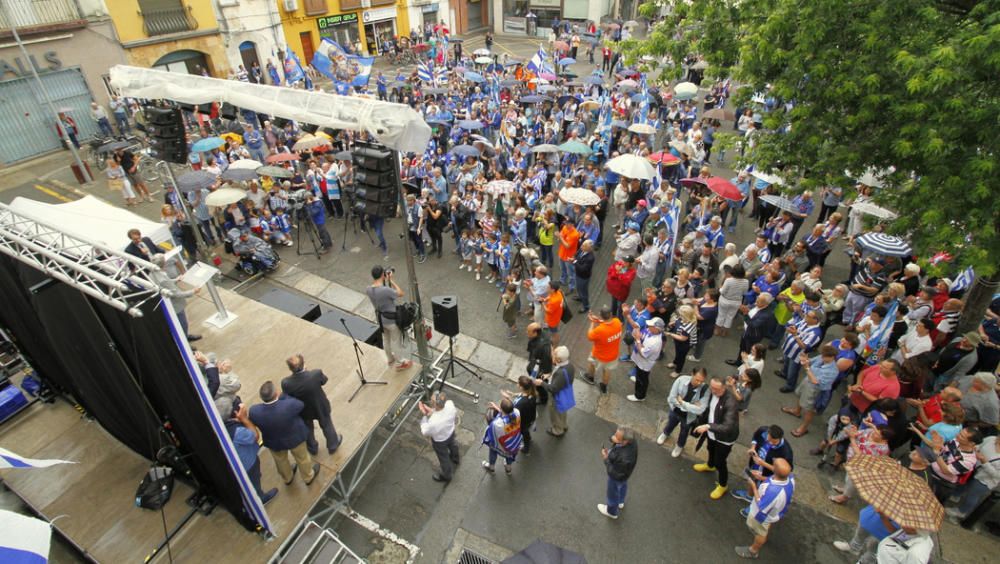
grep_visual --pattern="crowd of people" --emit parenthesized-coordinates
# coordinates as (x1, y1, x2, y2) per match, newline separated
(108, 28, 1000, 562)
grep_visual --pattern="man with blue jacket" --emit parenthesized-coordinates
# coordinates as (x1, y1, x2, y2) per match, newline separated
(248, 381, 320, 486)
(731, 425, 794, 504)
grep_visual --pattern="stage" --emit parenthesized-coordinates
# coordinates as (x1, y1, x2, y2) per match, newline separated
(0, 288, 417, 563)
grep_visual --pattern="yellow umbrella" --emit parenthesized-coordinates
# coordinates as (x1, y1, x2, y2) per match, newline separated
(220, 131, 243, 144)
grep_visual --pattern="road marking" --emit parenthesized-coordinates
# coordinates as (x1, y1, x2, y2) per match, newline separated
(33, 183, 73, 203)
(47, 178, 88, 199)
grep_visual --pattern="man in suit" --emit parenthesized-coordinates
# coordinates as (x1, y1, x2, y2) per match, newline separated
(693, 375, 741, 500)
(124, 228, 164, 262)
(280, 354, 342, 455)
(248, 380, 320, 486)
(727, 292, 777, 366)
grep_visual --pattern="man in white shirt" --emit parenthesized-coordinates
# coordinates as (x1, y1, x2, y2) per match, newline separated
(892, 318, 934, 364)
(419, 392, 460, 483)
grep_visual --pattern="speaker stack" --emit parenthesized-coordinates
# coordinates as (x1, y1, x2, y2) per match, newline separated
(144, 107, 188, 164)
(347, 142, 398, 218)
(431, 295, 459, 337)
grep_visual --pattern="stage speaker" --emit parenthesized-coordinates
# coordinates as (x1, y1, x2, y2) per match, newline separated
(219, 102, 238, 120)
(176, 102, 196, 113)
(196, 102, 213, 114)
(431, 295, 459, 337)
(144, 108, 188, 164)
(272, 117, 290, 129)
(300, 123, 319, 134)
(144, 107, 178, 126)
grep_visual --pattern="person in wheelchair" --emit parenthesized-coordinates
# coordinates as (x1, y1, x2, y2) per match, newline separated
(229, 229, 279, 273)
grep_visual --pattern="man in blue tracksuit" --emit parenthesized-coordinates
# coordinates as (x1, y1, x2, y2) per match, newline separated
(306, 194, 332, 251)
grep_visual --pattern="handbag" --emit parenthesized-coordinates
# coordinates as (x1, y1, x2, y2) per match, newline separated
(552, 367, 576, 413)
(108, 177, 124, 191)
(560, 302, 573, 323)
(135, 466, 174, 510)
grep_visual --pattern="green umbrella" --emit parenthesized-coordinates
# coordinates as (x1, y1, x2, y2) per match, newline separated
(558, 140, 593, 155)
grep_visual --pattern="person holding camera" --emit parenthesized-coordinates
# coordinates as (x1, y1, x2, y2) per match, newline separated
(366, 265, 414, 371)
(305, 194, 333, 251)
(597, 426, 638, 519)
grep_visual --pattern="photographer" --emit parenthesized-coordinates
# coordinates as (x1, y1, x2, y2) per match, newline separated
(305, 194, 333, 251)
(366, 265, 413, 371)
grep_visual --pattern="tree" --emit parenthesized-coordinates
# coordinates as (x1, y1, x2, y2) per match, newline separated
(630, 0, 1000, 332)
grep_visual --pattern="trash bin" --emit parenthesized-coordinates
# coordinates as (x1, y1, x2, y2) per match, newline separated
(70, 161, 93, 184)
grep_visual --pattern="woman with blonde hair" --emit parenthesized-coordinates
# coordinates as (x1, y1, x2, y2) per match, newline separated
(666, 304, 699, 378)
(107, 158, 136, 206)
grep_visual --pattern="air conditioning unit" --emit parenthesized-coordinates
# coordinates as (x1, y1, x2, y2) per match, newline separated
(283, 0, 299, 12)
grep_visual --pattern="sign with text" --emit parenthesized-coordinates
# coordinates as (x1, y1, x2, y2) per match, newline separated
(317, 12, 358, 30)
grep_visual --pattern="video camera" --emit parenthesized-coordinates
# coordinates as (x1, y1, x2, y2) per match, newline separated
(286, 189, 312, 213)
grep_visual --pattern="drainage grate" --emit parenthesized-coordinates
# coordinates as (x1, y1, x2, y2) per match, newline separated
(458, 548, 498, 564)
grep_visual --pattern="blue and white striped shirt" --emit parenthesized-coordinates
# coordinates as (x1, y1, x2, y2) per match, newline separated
(750, 475, 795, 524)
(781, 319, 822, 360)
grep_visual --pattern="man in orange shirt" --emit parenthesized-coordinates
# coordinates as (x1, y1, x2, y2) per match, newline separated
(584, 306, 623, 394)
(557, 218, 582, 293)
(544, 281, 566, 347)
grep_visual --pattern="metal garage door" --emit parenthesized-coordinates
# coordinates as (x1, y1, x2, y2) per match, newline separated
(0, 67, 98, 165)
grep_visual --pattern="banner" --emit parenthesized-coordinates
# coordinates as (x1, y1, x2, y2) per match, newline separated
(0, 447, 74, 469)
(350, 56, 375, 87)
(283, 51, 305, 85)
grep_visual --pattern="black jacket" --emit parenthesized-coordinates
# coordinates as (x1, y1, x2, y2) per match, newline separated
(526, 331, 553, 376)
(544, 364, 574, 394)
(513, 394, 537, 429)
(281, 369, 332, 422)
(248, 396, 309, 451)
(124, 237, 164, 262)
(605, 441, 638, 481)
(741, 301, 777, 345)
(697, 389, 740, 444)
(574, 250, 595, 279)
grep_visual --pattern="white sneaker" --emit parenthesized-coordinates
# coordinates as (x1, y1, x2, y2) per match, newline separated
(476, 272, 481, 281)
(458, 264, 465, 270)
(597, 504, 618, 519)
(671, 445, 683, 458)
(656, 433, 667, 445)
(687, 355, 701, 362)
(626, 394, 644, 402)
(629, 375, 636, 382)
(832, 541, 857, 554)
(670, 371, 680, 378)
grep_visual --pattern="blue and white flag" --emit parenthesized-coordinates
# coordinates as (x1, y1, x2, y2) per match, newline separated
(527, 45, 547, 73)
(283, 51, 306, 85)
(0, 447, 74, 469)
(417, 61, 433, 83)
(349, 56, 375, 87)
(638, 73, 650, 124)
(434, 66, 448, 87)
(663, 199, 681, 271)
(0, 509, 51, 563)
(312, 38, 349, 81)
(863, 299, 899, 365)
(950, 266, 975, 293)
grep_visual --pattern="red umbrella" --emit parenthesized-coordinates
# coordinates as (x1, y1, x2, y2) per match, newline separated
(265, 153, 299, 163)
(648, 152, 682, 166)
(554, 40, 570, 52)
(706, 177, 743, 200)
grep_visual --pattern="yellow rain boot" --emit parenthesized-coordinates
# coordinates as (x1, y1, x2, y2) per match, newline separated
(692, 463, 716, 473)
(710, 483, 729, 500)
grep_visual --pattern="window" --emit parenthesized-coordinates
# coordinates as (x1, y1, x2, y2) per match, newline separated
(303, 0, 328, 16)
(138, 0, 196, 37)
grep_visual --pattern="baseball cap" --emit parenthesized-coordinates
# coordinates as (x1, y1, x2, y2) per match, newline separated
(647, 317, 665, 329)
(964, 331, 983, 347)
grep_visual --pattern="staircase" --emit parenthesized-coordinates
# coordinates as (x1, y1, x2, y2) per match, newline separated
(278, 522, 363, 564)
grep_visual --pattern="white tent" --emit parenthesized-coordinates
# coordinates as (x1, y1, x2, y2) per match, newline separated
(8, 196, 173, 253)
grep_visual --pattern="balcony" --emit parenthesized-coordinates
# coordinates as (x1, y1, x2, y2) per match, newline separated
(0, 0, 83, 30)
(139, 2, 198, 37)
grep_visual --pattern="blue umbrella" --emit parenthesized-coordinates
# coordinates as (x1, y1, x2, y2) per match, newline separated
(559, 57, 576, 66)
(191, 136, 225, 153)
(519, 95, 551, 104)
(500, 78, 520, 88)
(449, 144, 481, 158)
(464, 71, 486, 83)
(457, 120, 484, 130)
(584, 75, 604, 85)
(855, 233, 913, 257)
(486, 64, 504, 73)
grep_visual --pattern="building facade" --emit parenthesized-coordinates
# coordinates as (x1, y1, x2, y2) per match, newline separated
(278, 0, 406, 63)
(214, 0, 285, 79)
(0, 0, 128, 164)
(495, 0, 610, 36)
(105, 0, 226, 76)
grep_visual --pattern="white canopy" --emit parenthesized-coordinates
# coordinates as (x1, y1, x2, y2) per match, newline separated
(8, 196, 172, 253)
(108, 65, 432, 154)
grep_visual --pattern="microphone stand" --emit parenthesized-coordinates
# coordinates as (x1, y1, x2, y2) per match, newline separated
(341, 318, 387, 402)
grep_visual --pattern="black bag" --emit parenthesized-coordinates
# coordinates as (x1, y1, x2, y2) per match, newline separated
(560, 303, 573, 324)
(135, 466, 174, 510)
(395, 301, 418, 331)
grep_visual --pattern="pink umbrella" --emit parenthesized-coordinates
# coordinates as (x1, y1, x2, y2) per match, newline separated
(706, 177, 743, 200)
(554, 40, 570, 52)
(539, 72, 558, 81)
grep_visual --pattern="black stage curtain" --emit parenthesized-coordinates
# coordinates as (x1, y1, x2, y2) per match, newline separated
(0, 257, 256, 531)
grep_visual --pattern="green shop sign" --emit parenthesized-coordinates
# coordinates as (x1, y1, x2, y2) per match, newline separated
(317, 13, 359, 29)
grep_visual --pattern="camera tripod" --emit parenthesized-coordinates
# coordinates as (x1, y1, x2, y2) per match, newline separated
(341, 318, 387, 402)
(295, 207, 323, 258)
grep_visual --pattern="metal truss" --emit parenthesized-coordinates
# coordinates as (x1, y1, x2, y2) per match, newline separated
(0, 202, 161, 317)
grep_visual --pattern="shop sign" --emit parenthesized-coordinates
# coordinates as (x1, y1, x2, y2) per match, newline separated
(421, 3, 439, 13)
(0, 51, 62, 81)
(362, 6, 396, 24)
(530, 0, 561, 7)
(317, 12, 359, 29)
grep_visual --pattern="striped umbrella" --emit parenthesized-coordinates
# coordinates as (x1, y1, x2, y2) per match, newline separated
(759, 194, 799, 213)
(855, 233, 912, 257)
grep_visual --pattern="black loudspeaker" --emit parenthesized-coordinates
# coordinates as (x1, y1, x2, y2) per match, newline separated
(300, 123, 319, 134)
(272, 117, 289, 129)
(219, 102, 238, 120)
(144, 107, 178, 126)
(431, 295, 459, 337)
(144, 107, 188, 164)
(176, 102, 196, 113)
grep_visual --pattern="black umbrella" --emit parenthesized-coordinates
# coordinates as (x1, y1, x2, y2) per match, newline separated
(500, 79, 520, 88)
(519, 95, 552, 104)
(560, 72, 578, 79)
(220, 168, 259, 182)
(175, 170, 218, 193)
(100, 140, 132, 153)
(502, 540, 587, 564)
(426, 119, 452, 128)
(333, 150, 352, 160)
(557, 95, 578, 107)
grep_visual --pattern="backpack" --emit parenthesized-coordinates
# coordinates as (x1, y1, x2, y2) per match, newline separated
(395, 301, 419, 331)
(560, 302, 573, 324)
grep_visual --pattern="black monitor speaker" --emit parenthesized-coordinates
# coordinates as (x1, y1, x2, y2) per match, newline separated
(300, 123, 319, 134)
(431, 295, 459, 337)
(219, 103, 238, 120)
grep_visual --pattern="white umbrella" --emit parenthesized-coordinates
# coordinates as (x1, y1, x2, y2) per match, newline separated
(751, 170, 785, 186)
(475, 56, 492, 65)
(559, 187, 601, 207)
(473, 48, 490, 57)
(845, 168, 892, 188)
(485, 180, 516, 196)
(205, 187, 248, 207)
(668, 140, 692, 156)
(606, 154, 656, 180)
(531, 144, 561, 153)
(674, 82, 698, 100)
(850, 201, 898, 220)
(628, 123, 657, 135)
(229, 159, 263, 170)
(292, 134, 331, 152)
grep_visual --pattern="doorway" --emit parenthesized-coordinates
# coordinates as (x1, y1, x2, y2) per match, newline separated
(299, 32, 315, 67)
(239, 41, 261, 76)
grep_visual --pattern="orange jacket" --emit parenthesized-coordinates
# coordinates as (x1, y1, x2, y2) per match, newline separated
(558, 225, 581, 261)
(544, 290, 564, 328)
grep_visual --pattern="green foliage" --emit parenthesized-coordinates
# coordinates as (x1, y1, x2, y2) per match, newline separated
(627, 0, 1000, 276)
